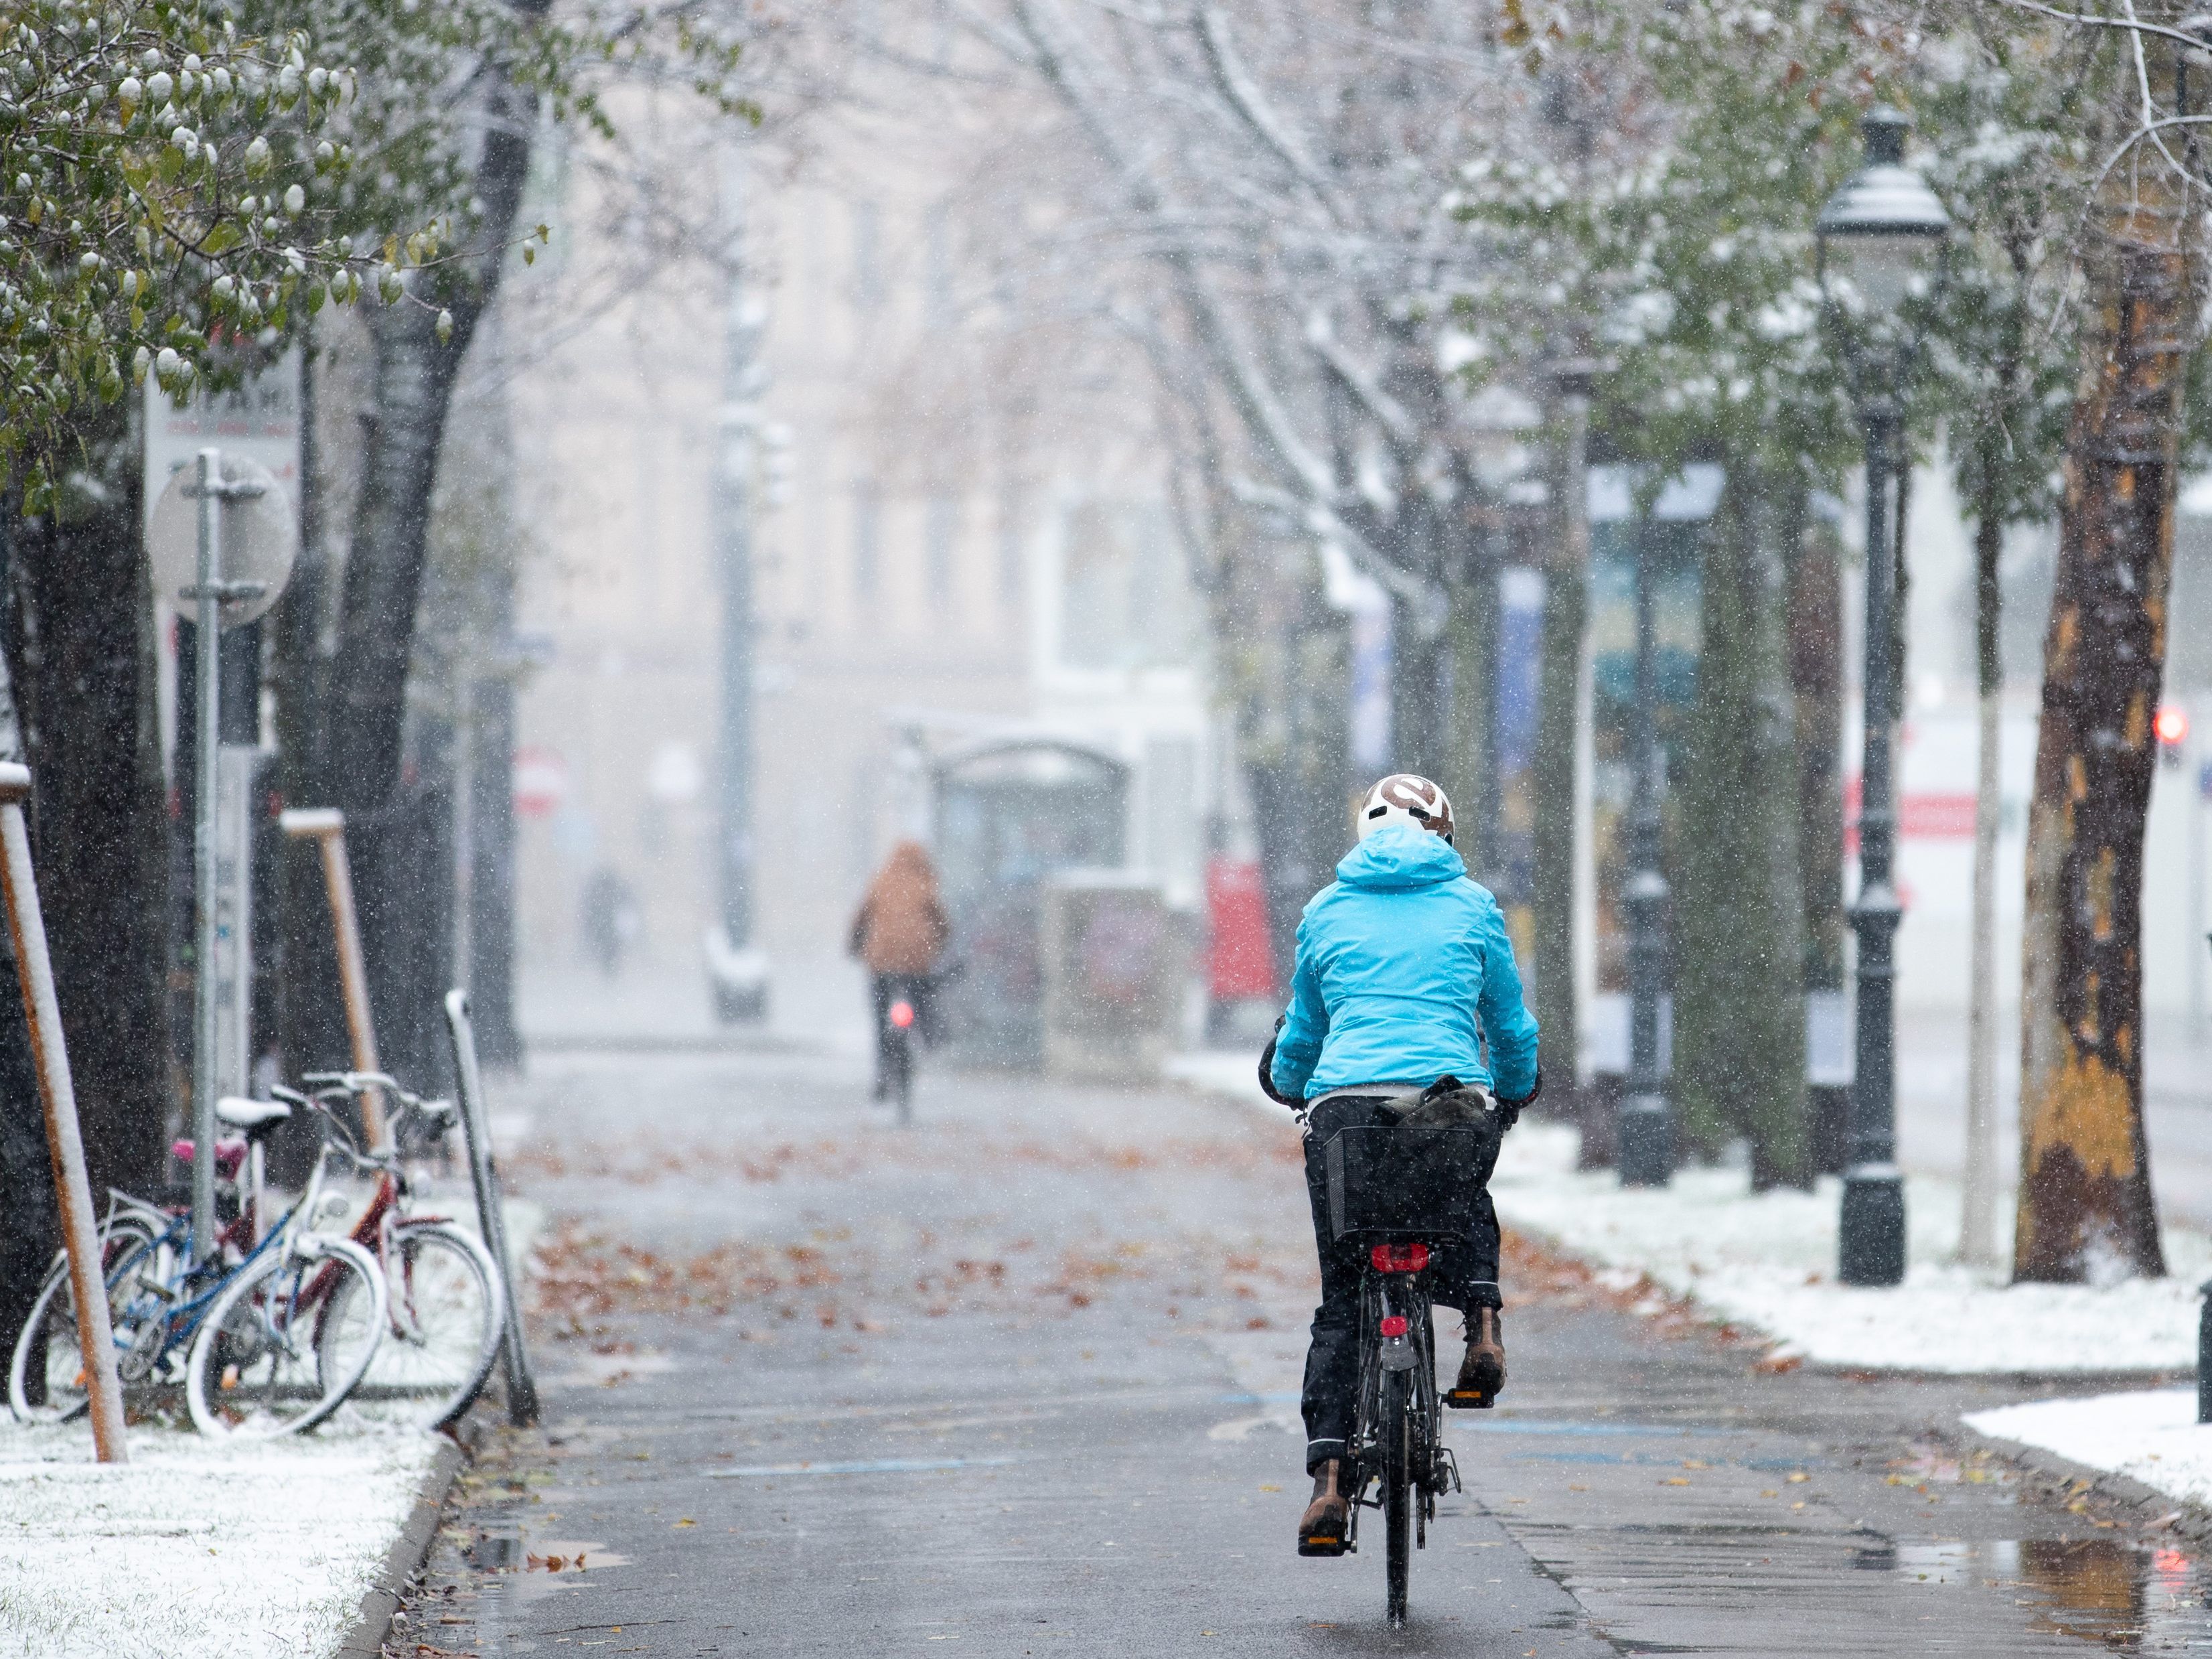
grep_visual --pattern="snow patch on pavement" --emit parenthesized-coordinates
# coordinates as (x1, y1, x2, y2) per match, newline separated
(1488, 1125, 2212, 1374)
(1965, 1390, 2212, 1510)
(0, 1417, 441, 1659)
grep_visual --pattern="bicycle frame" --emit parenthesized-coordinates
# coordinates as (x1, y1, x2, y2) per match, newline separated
(100, 1127, 368, 1385)
(1343, 1246, 1463, 1626)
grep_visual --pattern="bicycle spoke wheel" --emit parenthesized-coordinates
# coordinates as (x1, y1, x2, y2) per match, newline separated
(331, 1222, 502, 1429)
(1383, 1369, 1412, 1628)
(186, 1235, 386, 1439)
(9, 1216, 162, 1425)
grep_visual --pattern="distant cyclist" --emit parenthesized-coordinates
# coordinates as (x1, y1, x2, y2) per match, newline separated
(1263, 774, 1540, 1557)
(849, 841, 952, 1100)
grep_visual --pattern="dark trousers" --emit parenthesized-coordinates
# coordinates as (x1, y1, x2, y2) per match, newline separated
(1300, 1094, 1501, 1473)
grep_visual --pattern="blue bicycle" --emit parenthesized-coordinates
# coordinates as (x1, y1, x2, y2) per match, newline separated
(9, 1090, 388, 1439)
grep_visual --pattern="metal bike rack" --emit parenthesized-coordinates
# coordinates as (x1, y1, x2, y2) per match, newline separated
(443, 988, 540, 1426)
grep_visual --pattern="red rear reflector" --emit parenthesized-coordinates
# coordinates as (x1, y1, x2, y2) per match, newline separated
(1379, 1315, 1408, 1338)
(1370, 1243, 1430, 1274)
(889, 1001, 916, 1028)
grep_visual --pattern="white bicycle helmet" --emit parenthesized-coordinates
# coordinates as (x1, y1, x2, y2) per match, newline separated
(1357, 774, 1455, 843)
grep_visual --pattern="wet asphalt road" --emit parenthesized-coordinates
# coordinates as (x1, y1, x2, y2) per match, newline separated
(389, 1044, 2212, 1657)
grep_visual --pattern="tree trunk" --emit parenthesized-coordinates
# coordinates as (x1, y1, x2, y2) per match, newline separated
(1674, 466, 1809, 1186)
(1785, 500, 1848, 1173)
(3, 405, 172, 1204)
(324, 38, 541, 1086)
(1250, 597, 1352, 970)
(0, 511, 58, 1357)
(2012, 200, 2195, 1283)
(1531, 394, 1589, 1109)
(465, 589, 524, 1070)
(1390, 586, 1447, 784)
(1962, 502, 2006, 1269)
(1450, 517, 1501, 885)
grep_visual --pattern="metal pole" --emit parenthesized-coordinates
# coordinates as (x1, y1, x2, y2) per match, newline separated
(1618, 500, 1675, 1186)
(1840, 384, 1907, 1285)
(191, 447, 222, 1264)
(710, 146, 768, 1023)
(445, 988, 539, 1425)
(2200, 1273, 2212, 1425)
(279, 808, 388, 1149)
(0, 764, 128, 1461)
(453, 668, 475, 996)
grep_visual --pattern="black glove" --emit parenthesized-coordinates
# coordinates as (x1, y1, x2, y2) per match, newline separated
(1493, 1068, 1541, 1133)
(1257, 1017, 1303, 1110)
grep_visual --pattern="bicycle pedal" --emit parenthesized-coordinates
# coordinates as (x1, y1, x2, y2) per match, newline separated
(1445, 1387, 1494, 1410)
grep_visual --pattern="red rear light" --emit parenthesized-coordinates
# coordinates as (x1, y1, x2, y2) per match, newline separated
(889, 1000, 916, 1029)
(1370, 1243, 1430, 1274)
(1379, 1315, 1408, 1338)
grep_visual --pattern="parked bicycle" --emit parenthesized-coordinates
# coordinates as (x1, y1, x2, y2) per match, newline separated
(1321, 1119, 1493, 1628)
(10, 1090, 387, 1439)
(10, 1072, 503, 1437)
(293, 1071, 505, 1430)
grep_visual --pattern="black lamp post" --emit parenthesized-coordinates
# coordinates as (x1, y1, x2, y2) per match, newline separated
(1617, 498, 1674, 1186)
(1814, 107, 1950, 1285)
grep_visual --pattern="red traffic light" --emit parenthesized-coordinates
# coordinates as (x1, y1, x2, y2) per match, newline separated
(2155, 704, 2189, 748)
(888, 999, 916, 1029)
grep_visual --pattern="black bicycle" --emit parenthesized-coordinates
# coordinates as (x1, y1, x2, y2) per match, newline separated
(875, 972, 928, 1125)
(1324, 1123, 1489, 1628)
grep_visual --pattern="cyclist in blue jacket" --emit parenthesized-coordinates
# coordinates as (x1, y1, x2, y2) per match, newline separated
(1264, 773, 1541, 1557)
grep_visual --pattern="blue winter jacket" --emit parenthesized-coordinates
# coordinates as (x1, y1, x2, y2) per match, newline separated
(1269, 825, 1540, 1103)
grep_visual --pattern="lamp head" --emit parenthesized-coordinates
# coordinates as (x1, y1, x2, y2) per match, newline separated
(1816, 106, 1950, 324)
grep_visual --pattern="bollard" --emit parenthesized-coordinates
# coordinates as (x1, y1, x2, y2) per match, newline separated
(1617, 1094, 1675, 1188)
(0, 764, 129, 1462)
(2201, 1278, 2212, 1426)
(445, 989, 540, 1425)
(279, 808, 388, 1150)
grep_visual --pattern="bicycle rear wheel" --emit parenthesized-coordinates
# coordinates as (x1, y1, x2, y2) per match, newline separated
(1382, 1368, 1412, 1627)
(186, 1235, 386, 1439)
(326, 1221, 502, 1429)
(891, 1027, 913, 1125)
(8, 1214, 161, 1425)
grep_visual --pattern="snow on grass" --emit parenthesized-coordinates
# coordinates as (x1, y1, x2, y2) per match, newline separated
(1488, 1124, 2212, 1374)
(1965, 1390, 2212, 1510)
(1165, 1051, 1292, 1119)
(0, 1415, 441, 1659)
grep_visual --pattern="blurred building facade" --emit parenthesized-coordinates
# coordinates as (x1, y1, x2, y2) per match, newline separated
(504, 82, 1216, 1016)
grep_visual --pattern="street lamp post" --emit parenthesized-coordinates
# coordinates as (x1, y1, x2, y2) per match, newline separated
(1617, 500, 1674, 1186)
(1815, 107, 1950, 1286)
(709, 147, 770, 1024)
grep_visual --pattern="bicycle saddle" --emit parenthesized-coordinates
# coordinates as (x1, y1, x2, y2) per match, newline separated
(214, 1096, 293, 1133)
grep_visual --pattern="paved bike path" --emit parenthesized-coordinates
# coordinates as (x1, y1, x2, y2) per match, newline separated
(388, 1052, 2208, 1656)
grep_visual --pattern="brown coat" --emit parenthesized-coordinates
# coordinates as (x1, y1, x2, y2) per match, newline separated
(849, 841, 951, 975)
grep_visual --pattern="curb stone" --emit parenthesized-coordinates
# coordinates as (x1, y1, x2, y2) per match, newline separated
(331, 1435, 467, 1658)
(1954, 1422, 2212, 1549)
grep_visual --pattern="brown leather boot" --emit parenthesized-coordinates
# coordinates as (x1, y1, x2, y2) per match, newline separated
(1447, 1308, 1505, 1409)
(1297, 1459, 1349, 1556)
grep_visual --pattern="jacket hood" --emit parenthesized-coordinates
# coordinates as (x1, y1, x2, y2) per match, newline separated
(1335, 824, 1466, 891)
